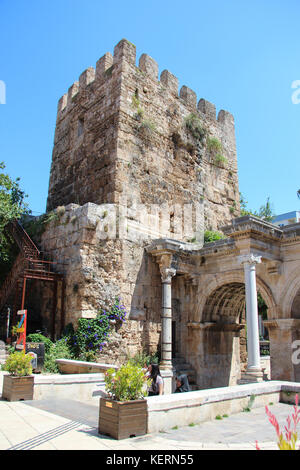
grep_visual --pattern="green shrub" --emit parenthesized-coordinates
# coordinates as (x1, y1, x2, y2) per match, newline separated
(104, 362, 151, 401)
(26, 333, 53, 354)
(79, 350, 98, 362)
(127, 350, 159, 368)
(3, 351, 33, 376)
(204, 230, 226, 243)
(207, 137, 227, 166)
(207, 137, 223, 153)
(185, 113, 205, 142)
(22, 211, 59, 243)
(43, 338, 74, 373)
(214, 153, 228, 166)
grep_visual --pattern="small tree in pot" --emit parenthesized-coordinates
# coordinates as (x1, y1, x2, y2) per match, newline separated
(2, 351, 34, 401)
(98, 362, 151, 440)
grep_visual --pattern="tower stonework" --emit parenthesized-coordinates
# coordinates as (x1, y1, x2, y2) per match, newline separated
(47, 38, 239, 227)
(42, 39, 240, 361)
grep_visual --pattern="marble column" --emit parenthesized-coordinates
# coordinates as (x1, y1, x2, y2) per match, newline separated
(159, 267, 176, 370)
(239, 254, 263, 382)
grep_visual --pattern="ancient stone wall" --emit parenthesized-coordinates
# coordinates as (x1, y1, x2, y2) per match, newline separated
(43, 39, 240, 361)
(47, 38, 239, 233)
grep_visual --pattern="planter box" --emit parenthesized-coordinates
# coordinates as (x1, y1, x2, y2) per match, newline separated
(2, 375, 34, 401)
(98, 398, 148, 440)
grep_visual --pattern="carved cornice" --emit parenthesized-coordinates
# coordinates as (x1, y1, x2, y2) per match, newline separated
(221, 216, 283, 244)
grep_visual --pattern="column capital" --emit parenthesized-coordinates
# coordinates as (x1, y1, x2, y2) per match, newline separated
(238, 253, 262, 267)
(160, 267, 176, 283)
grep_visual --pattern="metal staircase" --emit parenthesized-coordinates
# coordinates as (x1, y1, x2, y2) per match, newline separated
(0, 219, 65, 339)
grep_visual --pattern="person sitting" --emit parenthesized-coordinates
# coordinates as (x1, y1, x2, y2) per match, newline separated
(174, 374, 190, 393)
(148, 363, 164, 396)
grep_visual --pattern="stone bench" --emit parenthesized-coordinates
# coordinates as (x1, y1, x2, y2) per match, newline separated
(145, 380, 300, 433)
(55, 358, 118, 374)
(33, 372, 106, 402)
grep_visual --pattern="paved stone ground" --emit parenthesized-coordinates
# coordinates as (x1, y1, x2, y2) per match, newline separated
(0, 397, 298, 451)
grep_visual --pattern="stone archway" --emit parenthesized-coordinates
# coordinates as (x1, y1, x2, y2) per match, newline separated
(202, 282, 246, 324)
(188, 272, 276, 389)
(196, 282, 246, 388)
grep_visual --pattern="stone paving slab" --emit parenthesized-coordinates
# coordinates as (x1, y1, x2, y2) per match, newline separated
(0, 398, 299, 451)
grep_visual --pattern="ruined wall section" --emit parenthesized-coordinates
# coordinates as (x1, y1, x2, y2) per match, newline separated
(47, 38, 239, 233)
(109, 40, 240, 340)
(40, 202, 162, 361)
(113, 39, 240, 232)
(43, 39, 240, 359)
(47, 51, 122, 211)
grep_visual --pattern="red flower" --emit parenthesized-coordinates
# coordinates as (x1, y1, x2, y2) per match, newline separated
(265, 406, 281, 438)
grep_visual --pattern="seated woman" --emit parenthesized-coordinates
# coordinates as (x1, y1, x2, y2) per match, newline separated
(174, 374, 190, 393)
(148, 364, 164, 396)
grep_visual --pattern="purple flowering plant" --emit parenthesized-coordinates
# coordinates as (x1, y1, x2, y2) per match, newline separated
(69, 297, 127, 358)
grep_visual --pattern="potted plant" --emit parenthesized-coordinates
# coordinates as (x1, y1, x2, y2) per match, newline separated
(2, 351, 34, 401)
(98, 361, 151, 440)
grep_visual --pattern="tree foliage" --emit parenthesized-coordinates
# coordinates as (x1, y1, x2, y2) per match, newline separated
(0, 162, 30, 283)
(239, 193, 275, 222)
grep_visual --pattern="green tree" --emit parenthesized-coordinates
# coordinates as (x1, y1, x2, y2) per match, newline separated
(254, 197, 274, 222)
(239, 193, 253, 217)
(239, 193, 275, 222)
(0, 162, 30, 283)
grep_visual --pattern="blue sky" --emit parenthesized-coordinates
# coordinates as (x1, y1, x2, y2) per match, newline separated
(0, 0, 299, 217)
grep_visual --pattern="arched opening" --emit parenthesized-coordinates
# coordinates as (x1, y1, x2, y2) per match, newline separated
(202, 282, 245, 324)
(196, 282, 270, 388)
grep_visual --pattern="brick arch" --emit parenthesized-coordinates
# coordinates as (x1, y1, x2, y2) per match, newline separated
(197, 271, 276, 323)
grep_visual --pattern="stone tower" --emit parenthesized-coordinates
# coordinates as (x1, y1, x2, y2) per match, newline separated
(47, 38, 239, 228)
(42, 39, 240, 360)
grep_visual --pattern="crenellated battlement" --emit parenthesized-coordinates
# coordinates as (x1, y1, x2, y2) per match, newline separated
(48, 38, 239, 229)
(56, 38, 234, 127)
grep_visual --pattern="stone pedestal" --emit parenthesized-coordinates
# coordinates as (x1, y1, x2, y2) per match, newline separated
(238, 368, 264, 385)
